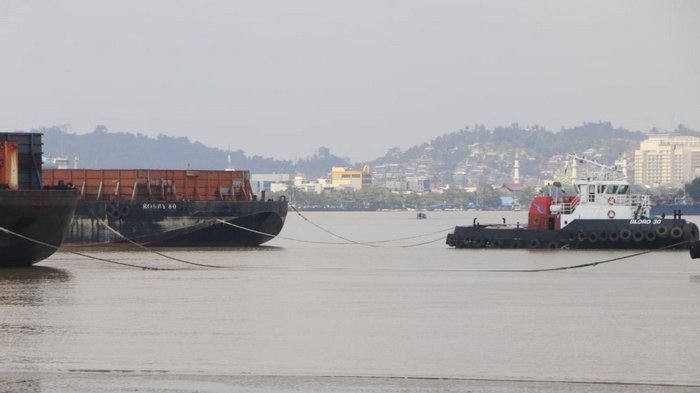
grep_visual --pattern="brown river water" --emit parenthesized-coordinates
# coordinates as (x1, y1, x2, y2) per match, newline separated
(1, 211, 700, 392)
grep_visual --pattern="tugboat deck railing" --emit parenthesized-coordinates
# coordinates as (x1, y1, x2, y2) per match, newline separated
(552, 197, 580, 214)
(552, 194, 651, 215)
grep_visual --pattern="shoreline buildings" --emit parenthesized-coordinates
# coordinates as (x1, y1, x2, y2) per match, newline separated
(634, 134, 700, 187)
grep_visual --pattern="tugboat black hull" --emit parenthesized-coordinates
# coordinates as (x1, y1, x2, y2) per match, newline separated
(62, 199, 288, 247)
(447, 219, 698, 249)
(0, 189, 79, 266)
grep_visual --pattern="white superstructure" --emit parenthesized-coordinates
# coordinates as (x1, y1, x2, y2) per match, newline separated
(549, 155, 651, 228)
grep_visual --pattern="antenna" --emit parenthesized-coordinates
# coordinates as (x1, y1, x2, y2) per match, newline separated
(566, 154, 622, 181)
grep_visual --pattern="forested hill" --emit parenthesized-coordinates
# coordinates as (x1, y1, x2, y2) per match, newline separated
(367, 122, 677, 183)
(38, 126, 350, 176)
(374, 122, 646, 166)
(27, 123, 700, 182)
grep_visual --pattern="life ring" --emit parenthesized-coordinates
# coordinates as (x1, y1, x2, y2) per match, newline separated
(608, 196, 616, 205)
(607, 210, 616, 219)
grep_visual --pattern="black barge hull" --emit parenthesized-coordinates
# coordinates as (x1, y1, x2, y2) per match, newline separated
(0, 189, 79, 266)
(62, 199, 288, 247)
(446, 219, 699, 250)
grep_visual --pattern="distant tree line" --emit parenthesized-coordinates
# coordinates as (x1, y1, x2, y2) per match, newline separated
(271, 185, 540, 211)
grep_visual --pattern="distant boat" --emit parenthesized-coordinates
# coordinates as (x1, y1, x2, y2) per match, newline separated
(416, 212, 427, 219)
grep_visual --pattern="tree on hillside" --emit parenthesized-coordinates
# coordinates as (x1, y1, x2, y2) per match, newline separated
(685, 177, 700, 202)
(475, 184, 502, 209)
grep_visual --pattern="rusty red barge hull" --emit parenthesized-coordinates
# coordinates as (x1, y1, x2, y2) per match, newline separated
(44, 169, 288, 247)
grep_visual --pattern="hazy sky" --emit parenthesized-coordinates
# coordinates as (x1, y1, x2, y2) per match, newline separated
(1, 1, 698, 162)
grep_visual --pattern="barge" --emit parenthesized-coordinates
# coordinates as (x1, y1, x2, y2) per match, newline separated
(43, 169, 287, 247)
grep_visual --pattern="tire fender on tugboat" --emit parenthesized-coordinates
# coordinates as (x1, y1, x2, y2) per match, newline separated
(608, 230, 619, 241)
(670, 226, 684, 239)
(576, 231, 587, 243)
(598, 231, 608, 241)
(632, 230, 645, 242)
(683, 223, 700, 240)
(620, 228, 632, 241)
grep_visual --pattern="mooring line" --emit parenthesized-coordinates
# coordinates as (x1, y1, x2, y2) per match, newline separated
(288, 205, 379, 247)
(217, 217, 452, 248)
(365, 228, 455, 244)
(315, 374, 700, 389)
(0, 226, 172, 270)
(91, 216, 226, 269)
(214, 219, 348, 245)
(286, 204, 454, 247)
(399, 236, 449, 248)
(478, 240, 690, 272)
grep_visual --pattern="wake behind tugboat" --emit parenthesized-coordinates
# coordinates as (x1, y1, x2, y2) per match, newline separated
(447, 155, 699, 250)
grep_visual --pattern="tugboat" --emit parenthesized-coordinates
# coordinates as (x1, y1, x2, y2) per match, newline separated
(446, 155, 699, 249)
(1, 133, 78, 266)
